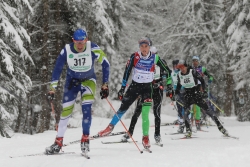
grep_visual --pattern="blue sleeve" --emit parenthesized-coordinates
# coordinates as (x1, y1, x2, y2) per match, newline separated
(51, 47, 67, 82)
(91, 42, 110, 83)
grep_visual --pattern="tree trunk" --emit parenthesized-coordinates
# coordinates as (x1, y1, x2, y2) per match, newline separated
(224, 72, 234, 116)
(38, 0, 49, 133)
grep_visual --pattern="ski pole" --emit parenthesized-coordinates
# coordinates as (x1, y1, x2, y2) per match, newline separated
(207, 99, 224, 113)
(105, 98, 143, 153)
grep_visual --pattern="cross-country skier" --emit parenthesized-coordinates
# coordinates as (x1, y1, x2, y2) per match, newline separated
(173, 60, 228, 138)
(191, 55, 214, 130)
(98, 37, 172, 149)
(120, 46, 170, 145)
(45, 28, 110, 155)
(170, 60, 187, 133)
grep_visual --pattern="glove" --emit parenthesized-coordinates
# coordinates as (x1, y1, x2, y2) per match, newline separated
(47, 91, 55, 101)
(165, 85, 173, 97)
(50, 81, 57, 92)
(118, 86, 125, 100)
(100, 83, 109, 99)
(201, 91, 208, 99)
(170, 94, 176, 101)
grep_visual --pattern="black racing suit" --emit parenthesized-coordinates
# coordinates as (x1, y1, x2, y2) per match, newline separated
(114, 52, 171, 137)
(127, 65, 167, 137)
(175, 66, 225, 132)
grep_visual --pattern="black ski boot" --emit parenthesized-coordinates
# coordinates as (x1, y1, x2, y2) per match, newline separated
(81, 135, 90, 152)
(45, 137, 63, 154)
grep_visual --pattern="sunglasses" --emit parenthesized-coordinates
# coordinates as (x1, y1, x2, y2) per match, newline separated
(73, 40, 86, 45)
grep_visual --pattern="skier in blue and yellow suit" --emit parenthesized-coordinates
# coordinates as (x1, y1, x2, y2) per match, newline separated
(45, 28, 110, 155)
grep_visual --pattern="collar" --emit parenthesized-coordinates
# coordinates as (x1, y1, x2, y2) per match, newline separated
(138, 51, 151, 59)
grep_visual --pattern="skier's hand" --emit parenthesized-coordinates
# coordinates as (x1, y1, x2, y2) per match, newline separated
(170, 94, 176, 101)
(100, 83, 109, 99)
(118, 86, 125, 100)
(202, 91, 208, 99)
(208, 79, 212, 84)
(165, 85, 173, 97)
(47, 91, 55, 101)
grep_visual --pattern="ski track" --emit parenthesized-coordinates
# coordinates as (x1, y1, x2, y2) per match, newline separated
(1, 112, 250, 167)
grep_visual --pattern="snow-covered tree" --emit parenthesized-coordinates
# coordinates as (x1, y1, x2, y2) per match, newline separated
(219, 0, 250, 117)
(0, 0, 33, 137)
(163, 0, 241, 116)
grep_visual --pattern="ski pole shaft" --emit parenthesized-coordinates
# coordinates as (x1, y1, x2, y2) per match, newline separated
(207, 99, 224, 113)
(176, 100, 194, 113)
(105, 98, 143, 153)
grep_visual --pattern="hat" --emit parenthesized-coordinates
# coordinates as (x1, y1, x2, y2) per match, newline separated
(172, 60, 179, 66)
(138, 37, 151, 46)
(73, 28, 87, 41)
(176, 59, 187, 69)
(192, 55, 200, 61)
(150, 46, 157, 53)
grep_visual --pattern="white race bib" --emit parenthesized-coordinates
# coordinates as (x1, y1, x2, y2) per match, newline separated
(66, 41, 92, 72)
(179, 69, 196, 88)
(132, 69, 154, 83)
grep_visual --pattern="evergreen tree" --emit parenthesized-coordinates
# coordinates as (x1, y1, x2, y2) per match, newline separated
(0, 0, 33, 137)
(163, 0, 237, 116)
(25, 0, 72, 133)
(219, 0, 250, 117)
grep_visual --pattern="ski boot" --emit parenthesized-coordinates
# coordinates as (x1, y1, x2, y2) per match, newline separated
(121, 133, 130, 142)
(185, 127, 192, 138)
(81, 134, 90, 153)
(177, 122, 185, 133)
(154, 134, 161, 144)
(218, 126, 229, 136)
(195, 119, 201, 130)
(173, 119, 180, 125)
(142, 135, 150, 149)
(45, 137, 63, 154)
(98, 124, 114, 137)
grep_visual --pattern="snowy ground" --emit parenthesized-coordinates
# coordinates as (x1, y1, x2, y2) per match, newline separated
(1, 103, 250, 167)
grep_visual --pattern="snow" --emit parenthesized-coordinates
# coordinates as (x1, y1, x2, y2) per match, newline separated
(1, 103, 250, 167)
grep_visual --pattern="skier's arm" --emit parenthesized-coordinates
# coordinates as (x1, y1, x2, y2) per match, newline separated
(92, 43, 110, 83)
(175, 74, 182, 93)
(202, 67, 213, 82)
(194, 70, 206, 91)
(50, 48, 67, 90)
(155, 56, 172, 85)
(121, 54, 134, 88)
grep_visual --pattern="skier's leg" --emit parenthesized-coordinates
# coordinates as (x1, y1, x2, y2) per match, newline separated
(153, 87, 163, 137)
(128, 97, 142, 135)
(57, 86, 79, 137)
(196, 99, 229, 136)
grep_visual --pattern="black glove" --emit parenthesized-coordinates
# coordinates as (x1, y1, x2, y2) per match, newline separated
(100, 83, 109, 99)
(47, 91, 55, 101)
(118, 86, 125, 100)
(165, 85, 173, 97)
(201, 91, 208, 99)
